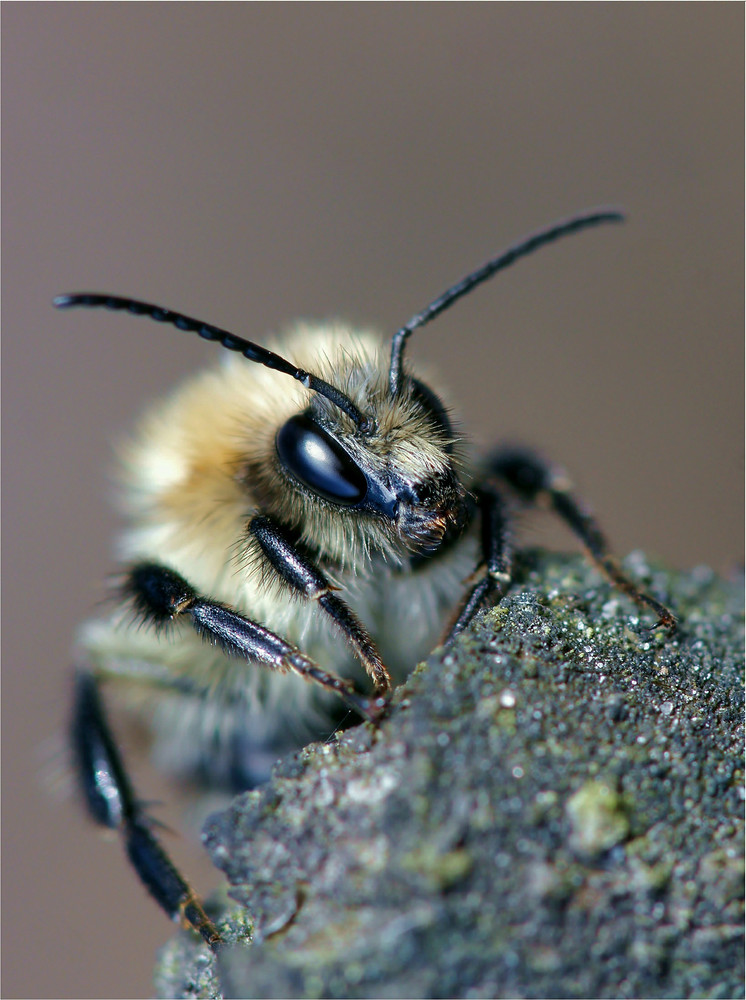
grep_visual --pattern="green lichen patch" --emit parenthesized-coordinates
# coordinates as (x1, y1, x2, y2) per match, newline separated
(566, 779, 630, 857)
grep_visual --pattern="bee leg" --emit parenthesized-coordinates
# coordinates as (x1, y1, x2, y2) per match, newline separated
(490, 447, 677, 629)
(124, 562, 386, 718)
(249, 515, 392, 696)
(444, 485, 514, 644)
(70, 669, 224, 951)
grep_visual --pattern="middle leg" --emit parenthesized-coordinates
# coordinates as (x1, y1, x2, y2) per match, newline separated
(444, 484, 514, 644)
(124, 561, 384, 718)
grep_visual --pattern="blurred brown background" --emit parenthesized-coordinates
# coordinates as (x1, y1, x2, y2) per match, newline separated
(3, 5, 742, 998)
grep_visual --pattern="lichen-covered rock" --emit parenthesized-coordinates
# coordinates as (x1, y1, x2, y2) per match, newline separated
(155, 552, 744, 999)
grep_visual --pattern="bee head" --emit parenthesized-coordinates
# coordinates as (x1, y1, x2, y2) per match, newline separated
(54, 209, 622, 566)
(274, 363, 469, 559)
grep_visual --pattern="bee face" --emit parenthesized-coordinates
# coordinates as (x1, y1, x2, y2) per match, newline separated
(274, 367, 468, 560)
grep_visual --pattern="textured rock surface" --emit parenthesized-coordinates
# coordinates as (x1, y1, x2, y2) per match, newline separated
(154, 551, 744, 999)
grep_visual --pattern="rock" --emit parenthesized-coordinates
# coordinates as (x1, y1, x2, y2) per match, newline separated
(155, 551, 744, 999)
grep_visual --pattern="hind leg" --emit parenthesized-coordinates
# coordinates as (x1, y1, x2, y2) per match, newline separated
(71, 669, 224, 951)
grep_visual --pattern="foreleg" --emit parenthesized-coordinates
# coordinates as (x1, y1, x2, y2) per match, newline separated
(249, 515, 392, 695)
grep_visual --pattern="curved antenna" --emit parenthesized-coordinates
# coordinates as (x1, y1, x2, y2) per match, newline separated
(53, 293, 374, 432)
(388, 209, 625, 396)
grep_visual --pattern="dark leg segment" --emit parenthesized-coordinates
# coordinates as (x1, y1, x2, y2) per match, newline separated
(125, 563, 383, 718)
(71, 670, 223, 951)
(490, 448, 676, 629)
(444, 485, 514, 643)
(250, 515, 392, 694)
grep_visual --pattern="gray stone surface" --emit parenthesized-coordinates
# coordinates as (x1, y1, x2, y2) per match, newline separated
(155, 551, 744, 999)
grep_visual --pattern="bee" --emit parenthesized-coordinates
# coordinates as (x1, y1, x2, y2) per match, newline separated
(54, 210, 676, 952)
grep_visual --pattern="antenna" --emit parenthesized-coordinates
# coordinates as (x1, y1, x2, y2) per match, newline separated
(388, 209, 625, 396)
(54, 293, 374, 432)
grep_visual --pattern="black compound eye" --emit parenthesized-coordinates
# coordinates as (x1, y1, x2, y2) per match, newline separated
(276, 414, 368, 506)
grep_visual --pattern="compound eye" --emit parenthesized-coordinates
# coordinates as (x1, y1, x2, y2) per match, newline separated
(276, 414, 368, 505)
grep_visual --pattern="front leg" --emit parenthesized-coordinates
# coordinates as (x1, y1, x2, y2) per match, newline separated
(249, 515, 392, 695)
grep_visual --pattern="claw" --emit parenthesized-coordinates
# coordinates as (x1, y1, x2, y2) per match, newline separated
(648, 611, 678, 632)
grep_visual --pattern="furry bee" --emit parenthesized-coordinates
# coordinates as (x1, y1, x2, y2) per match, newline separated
(55, 210, 675, 951)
